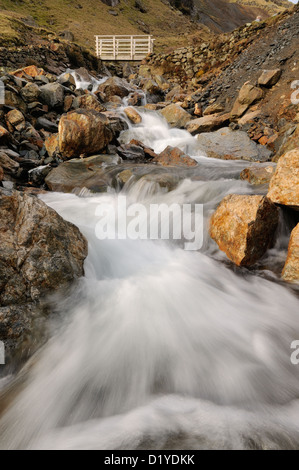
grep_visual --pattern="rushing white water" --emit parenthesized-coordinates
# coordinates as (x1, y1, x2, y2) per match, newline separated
(1, 104, 299, 450)
(119, 108, 204, 157)
(61, 68, 108, 93)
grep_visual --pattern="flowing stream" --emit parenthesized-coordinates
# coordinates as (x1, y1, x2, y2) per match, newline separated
(1, 98, 299, 450)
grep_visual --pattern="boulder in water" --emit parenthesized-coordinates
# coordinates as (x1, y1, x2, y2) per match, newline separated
(210, 194, 279, 266)
(96, 76, 133, 100)
(45, 154, 121, 192)
(282, 223, 299, 283)
(267, 149, 299, 210)
(240, 163, 276, 186)
(124, 107, 142, 124)
(160, 104, 192, 129)
(153, 145, 197, 167)
(0, 189, 87, 356)
(58, 109, 113, 159)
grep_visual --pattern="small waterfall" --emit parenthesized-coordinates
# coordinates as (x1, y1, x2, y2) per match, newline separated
(1, 90, 299, 450)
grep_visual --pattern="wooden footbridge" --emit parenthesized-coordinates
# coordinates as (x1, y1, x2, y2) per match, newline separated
(95, 35, 154, 61)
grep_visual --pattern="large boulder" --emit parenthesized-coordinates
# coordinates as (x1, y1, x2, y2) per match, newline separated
(96, 77, 133, 100)
(58, 109, 113, 159)
(72, 94, 106, 113)
(282, 223, 299, 283)
(267, 149, 299, 210)
(160, 104, 192, 129)
(0, 189, 88, 355)
(39, 83, 65, 109)
(186, 113, 230, 135)
(45, 154, 121, 193)
(231, 83, 264, 119)
(210, 194, 279, 266)
(153, 146, 197, 167)
(0, 190, 87, 305)
(197, 127, 272, 162)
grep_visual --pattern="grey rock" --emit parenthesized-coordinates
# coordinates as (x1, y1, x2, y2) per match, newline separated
(196, 127, 272, 162)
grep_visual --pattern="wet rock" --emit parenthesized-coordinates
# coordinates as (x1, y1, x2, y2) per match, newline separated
(97, 77, 133, 100)
(231, 83, 264, 119)
(186, 113, 230, 135)
(0, 166, 3, 181)
(124, 107, 142, 124)
(39, 83, 65, 109)
(58, 72, 76, 88)
(210, 194, 279, 266)
(282, 223, 299, 283)
(72, 94, 106, 113)
(197, 127, 272, 162)
(140, 173, 179, 192)
(129, 139, 158, 159)
(160, 104, 192, 128)
(117, 169, 133, 186)
(45, 155, 119, 192)
(258, 69, 281, 87)
(240, 164, 276, 186)
(0, 189, 87, 300)
(28, 165, 52, 185)
(127, 92, 144, 106)
(117, 144, 146, 161)
(58, 109, 113, 159)
(5, 109, 26, 132)
(0, 126, 9, 141)
(267, 149, 299, 210)
(153, 145, 197, 167)
(0, 189, 87, 354)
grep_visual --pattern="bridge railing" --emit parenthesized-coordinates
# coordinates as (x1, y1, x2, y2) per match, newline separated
(95, 35, 154, 61)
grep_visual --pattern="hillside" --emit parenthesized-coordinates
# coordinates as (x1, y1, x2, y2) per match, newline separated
(170, 0, 292, 31)
(0, 0, 205, 54)
(0, 0, 293, 57)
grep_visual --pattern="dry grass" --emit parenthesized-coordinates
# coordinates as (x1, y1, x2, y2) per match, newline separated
(0, 0, 203, 53)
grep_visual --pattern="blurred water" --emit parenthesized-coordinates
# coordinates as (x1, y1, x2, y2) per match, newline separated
(0, 105, 299, 450)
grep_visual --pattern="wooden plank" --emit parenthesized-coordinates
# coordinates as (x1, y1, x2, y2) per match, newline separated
(95, 35, 153, 60)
